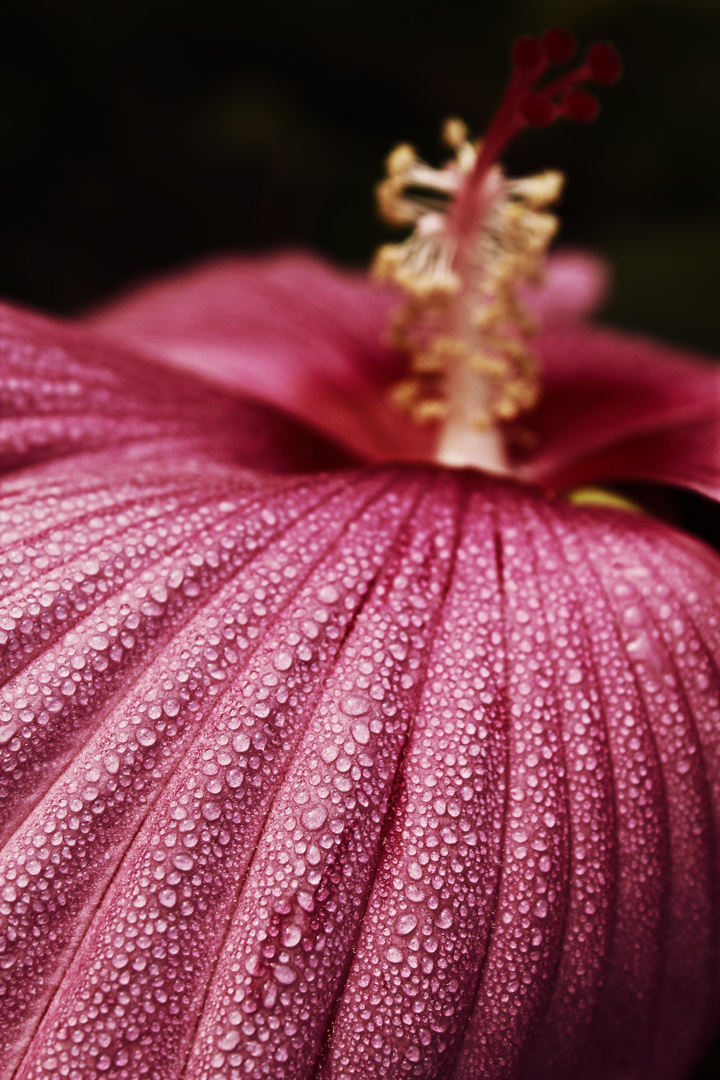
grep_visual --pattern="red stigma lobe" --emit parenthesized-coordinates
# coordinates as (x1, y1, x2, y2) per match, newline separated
(541, 28, 577, 65)
(586, 42, 623, 85)
(488, 31, 620, 149)
(449, 31, 620, 238)
(563, 88, 601, 122)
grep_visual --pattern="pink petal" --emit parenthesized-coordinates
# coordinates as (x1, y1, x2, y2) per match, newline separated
(521, 248, 611, 325)
(517, 323, 720, 499)
(0, 300, 348, 478)
(0, 269, 719, 1078)
(83, 250, 608, 469)
(86, 252, 720, 500)
(84, 252, 431, 465)
(0, 446, 719, 1078)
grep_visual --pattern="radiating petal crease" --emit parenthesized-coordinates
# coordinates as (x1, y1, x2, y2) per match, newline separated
(0, 294, 718, 1080)
(0, 460, 718, 1080)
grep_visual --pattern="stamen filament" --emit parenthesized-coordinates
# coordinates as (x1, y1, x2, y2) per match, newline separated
(373, 30, 621, 474)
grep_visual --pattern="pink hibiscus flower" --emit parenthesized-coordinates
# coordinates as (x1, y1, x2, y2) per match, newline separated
(1, 29, 719, 1080)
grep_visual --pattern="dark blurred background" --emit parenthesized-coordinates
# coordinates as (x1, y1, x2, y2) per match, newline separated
(0, 0, 718, 1074)
(2, 0, 720, 358)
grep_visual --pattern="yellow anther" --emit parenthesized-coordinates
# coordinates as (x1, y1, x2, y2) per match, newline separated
(386, 143, 418, 175)
(442, 118, 469, 150)
(495, 397, 521, 420)
(373, 115, 563, 438)
(474, 303, 505, 331)
(389, 380, 420, 410)
(432, 335, 467, 357)
(414, 399, 448, 423)
(469, 354, 509, 377)
(567, 487, 644, 514)
(411, 352, 444, 374)
(509, 170, 564, 209)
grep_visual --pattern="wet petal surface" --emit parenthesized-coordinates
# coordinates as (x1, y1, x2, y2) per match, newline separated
(0, 455, 718, 1080)
(86, 252, 720, 498)
(0, 291, 718, 1079)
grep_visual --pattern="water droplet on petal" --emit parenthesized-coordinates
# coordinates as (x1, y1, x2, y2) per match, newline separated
(172, 854, 194, 871)
(351, 721, 371, 745)
(301, 805, 328, 831)
(342, 695, 369, 716)
(218, 1031, 240, 1052)
(282, 925, 302, 948)
(273, 650, 293, 671)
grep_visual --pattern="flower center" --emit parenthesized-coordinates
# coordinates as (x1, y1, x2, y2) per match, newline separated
(373, 29, 621, 474)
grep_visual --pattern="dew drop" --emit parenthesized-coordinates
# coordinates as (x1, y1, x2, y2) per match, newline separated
(245, 954, 262, 976)
(397, 914, 417, 936)
(301, 805, 328, 831)
(172, 854, 194, 872)
(283, 925, 302, 948)
(202, 801, 222, 821)
(342, 696, 369, 717)
(218, 1031, 240, 1052)
(351, 721, 371, 745)
(103, 752, 120, 775)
